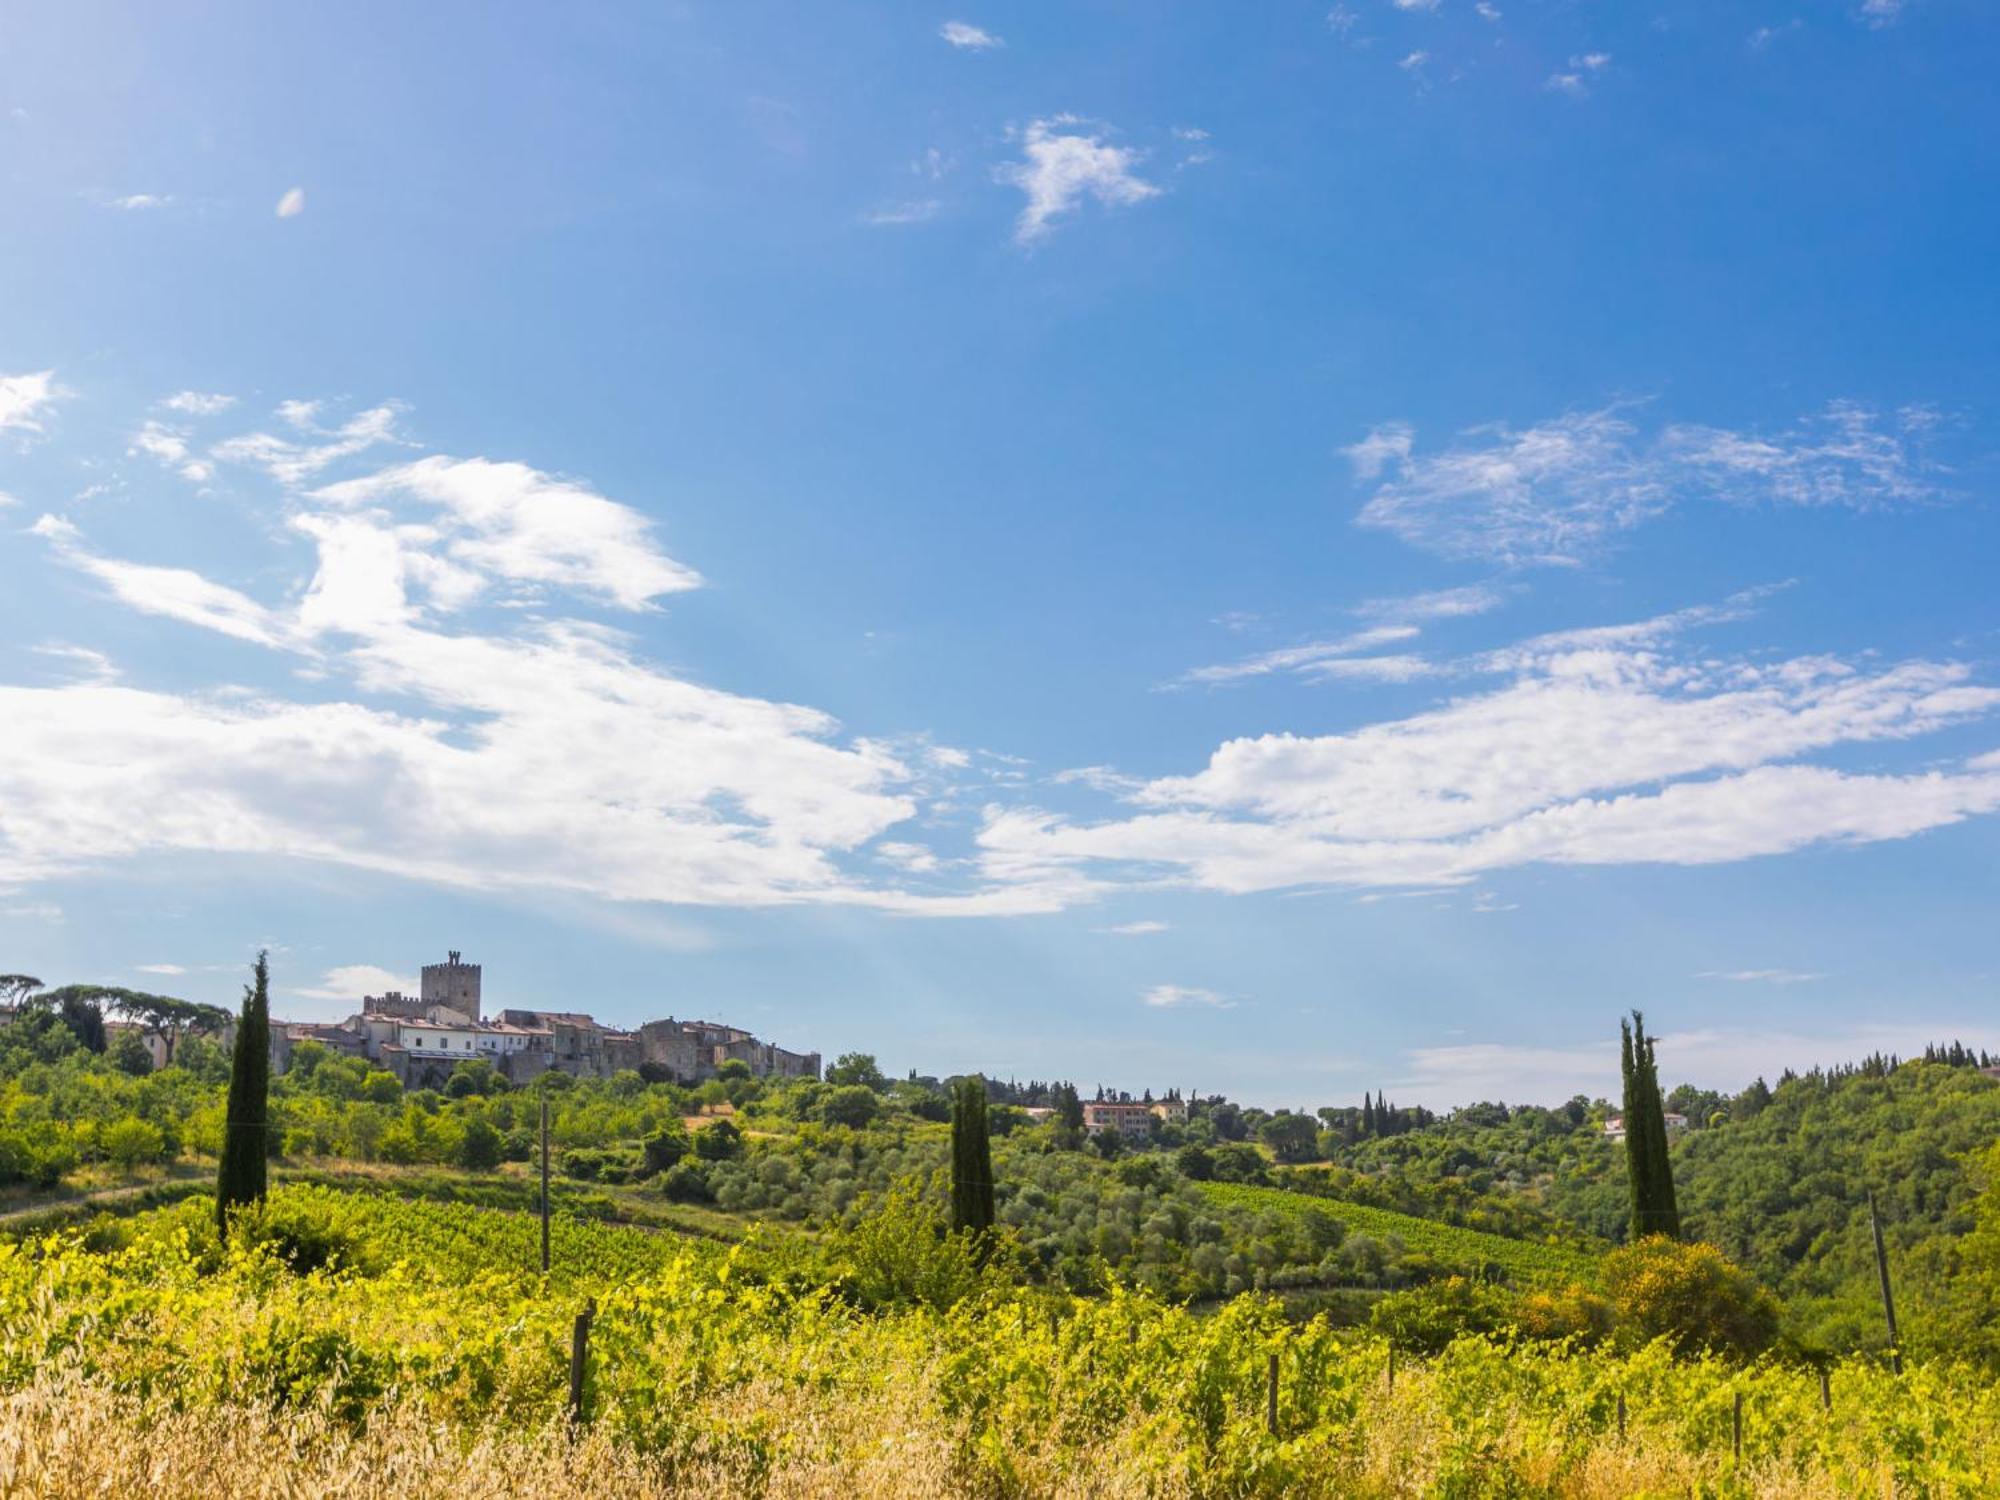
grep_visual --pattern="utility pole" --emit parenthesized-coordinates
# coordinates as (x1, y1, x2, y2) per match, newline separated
(540, 1090, 552, 1276)
(1868, 1190, 1901, 1374)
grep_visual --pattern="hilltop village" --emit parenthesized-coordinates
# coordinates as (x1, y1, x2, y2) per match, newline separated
(273, 952, 821, 1090)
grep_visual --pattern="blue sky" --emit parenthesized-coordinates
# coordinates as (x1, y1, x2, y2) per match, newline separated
(2, 1, 1996, 1107)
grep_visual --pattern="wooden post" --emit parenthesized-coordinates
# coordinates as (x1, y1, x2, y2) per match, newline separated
(1868, 1191, 1902, 1375)
(567, 1297, 595, 1424)
(1386, 1345, 1395, 1391)
(1616, 1391, 1626, 1440)
(1819, 1366, 1831, 1412)
(540, 1092, 552, 1276)
(1731, 1391, 1742, 1463)
(1265, 1352, 1279, 1437)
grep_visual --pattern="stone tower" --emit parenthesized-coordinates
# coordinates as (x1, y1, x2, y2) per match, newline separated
(421, 950, 482, 1022)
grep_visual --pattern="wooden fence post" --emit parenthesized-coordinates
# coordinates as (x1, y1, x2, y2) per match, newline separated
(1868, 1191, 1903, 1375)
(1386, 1345, 1395, 1391)
(1616, 1391, 1626, 1440)
(1819, 1367, 1831, 1412)
(1731, 1391, 1742, 1464)
(568, 1297, 596, 1425)
(539, 1093, 552, 1276)
(1265, 1351, 1279, 1437)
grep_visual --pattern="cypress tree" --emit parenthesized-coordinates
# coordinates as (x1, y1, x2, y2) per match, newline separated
(950, 1075, 995, 1236)
(216, 950, 272, 1236)
(1361, 1091, 1377, 1138)
(1621, 1010, 1681, 1241)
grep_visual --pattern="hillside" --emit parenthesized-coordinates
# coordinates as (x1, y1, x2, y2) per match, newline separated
(1201, 1180, 1599, 1291)
(1317, 1058, 2000, 1355)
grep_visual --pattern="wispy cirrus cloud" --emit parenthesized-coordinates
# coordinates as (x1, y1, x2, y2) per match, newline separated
(997, 117, 1160, 244)
(212, 401, 404, 486)
(939, 20, 1002, 49)
(161, 391, 236, 416)
(1143, 983, 1235, 1009)
(1176, 625, 1426, 687)
(1696, 968, 1826, 985)
(977, 597, 2000, 900)
(1351, 402, 1950, 566)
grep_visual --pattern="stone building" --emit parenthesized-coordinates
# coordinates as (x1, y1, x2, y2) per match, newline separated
(274, 952, 817, 1090)
(421, 951, 482, 1022)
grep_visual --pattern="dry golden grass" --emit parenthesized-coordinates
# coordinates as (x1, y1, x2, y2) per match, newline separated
(0, 1367, 1942, 1500)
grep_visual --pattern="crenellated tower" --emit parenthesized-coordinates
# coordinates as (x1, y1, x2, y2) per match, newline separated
(420, 949, 482, 1022)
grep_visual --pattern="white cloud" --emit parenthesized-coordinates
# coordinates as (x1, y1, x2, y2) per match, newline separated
(0, 371, 61, 435)
(863, 199, 942, 226)
(1051, 765, 1145, 796)
(129, 420, 215, 483)
(1393, 0, 1441, 10)
(134, 963, 188, 975)
(976, 623, 2000, 899)
(1143, 983, 1235, 1009)
(1343, 422, 1414, 480)
(33, 515, 288, 646)
(2, 405, 1075, 918)
(1859, 0, 1907, 27)
(312, 455, 703, 612)
(275, 186, 306, 218)
(293, 964, 416, 1002)
(939, 20, 1002, 49)
(876, 841, 942, 873)
(997, 117, 1161, 244)
(1696, 969, 1826, 985)
(109, 194, 172, 210)
(1475, 2, 1502, 19)
(1353, 585, 1507, 623)
(1546, 72, 1588, 97)
(161, 391, 236, 416)
(1178, 626, 1428, 687)
(212, 402, 403, 486)
(1352, 403, 1947, 565)
(1399, 50, 1430, 71)
(32, 643, 118, 682)
(1101, 920, 1169, 935)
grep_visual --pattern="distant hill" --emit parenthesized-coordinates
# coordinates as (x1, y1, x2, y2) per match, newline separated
(1313, 1055, 2000, 1356)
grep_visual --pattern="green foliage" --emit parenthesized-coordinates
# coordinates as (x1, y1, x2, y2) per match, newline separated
(6, 1188, 1999, 1497)
(694, 1119, 744, 1161)
(1603, 1235, 1780, 1358)
(100, 1116, 167, 1171)
(818, 1084, 880, 1129)
(1258, 1111, 1318, 1163)
(640, 1121, 690, 1176)
(456, 1116, 503, 1172)
(1203, 1181, 1598, 1291)
(1371, 1275, 1519, 1354)
(834, 1185, 991, 1311)
(824, 1052, 886, 1090)
(215, 952, 271, 1234)
(950, 1076, 995, 1236)
(659, 1160, 713, 1203)
(108, 1030, 154, 1076)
